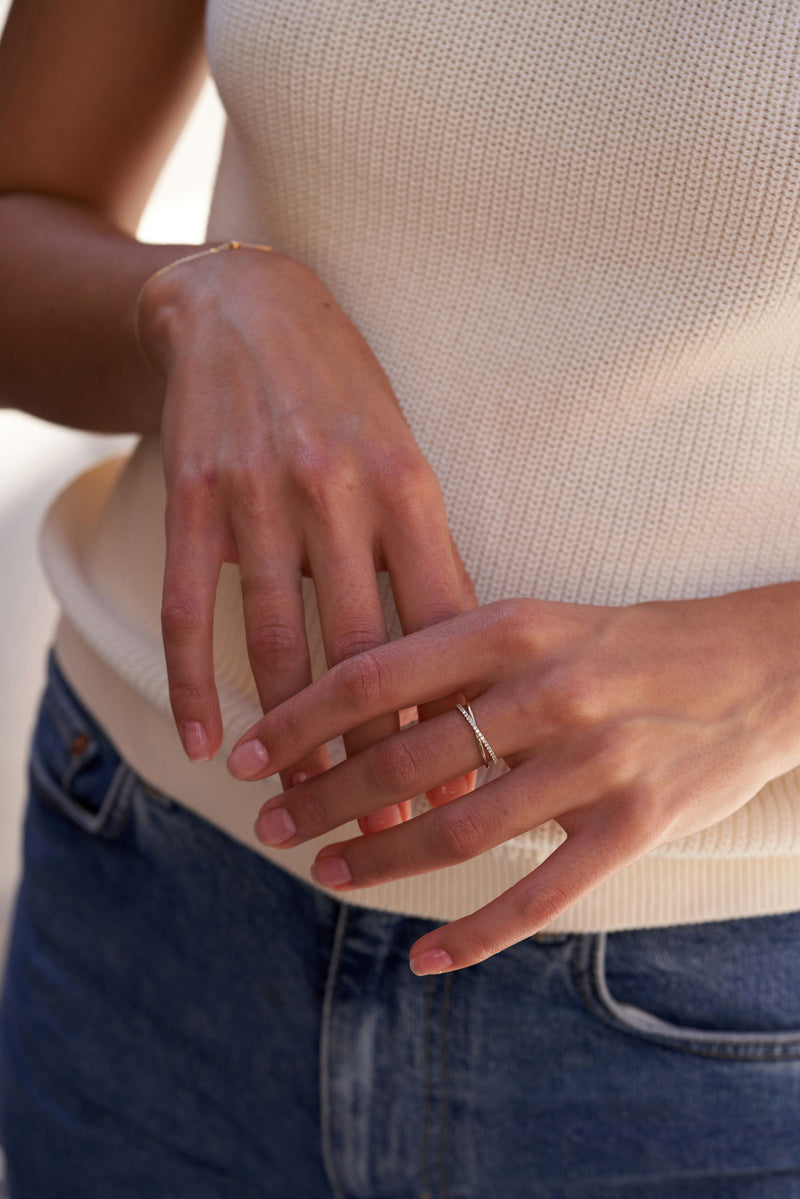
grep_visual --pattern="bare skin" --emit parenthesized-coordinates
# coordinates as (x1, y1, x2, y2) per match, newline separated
(4, 0, 800, 967)
(230, 585, 800, 972)
(0, 0, 476, 809)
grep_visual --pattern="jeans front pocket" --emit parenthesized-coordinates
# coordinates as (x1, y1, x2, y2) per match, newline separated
(574, 913, 800, 1061)
(28, 654, 137, 840)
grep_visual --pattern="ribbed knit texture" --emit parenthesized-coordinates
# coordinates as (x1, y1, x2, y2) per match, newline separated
(41, 0, 800, 930)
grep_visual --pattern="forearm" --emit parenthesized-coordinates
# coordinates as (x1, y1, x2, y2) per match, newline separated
(0, 190, 208, 433)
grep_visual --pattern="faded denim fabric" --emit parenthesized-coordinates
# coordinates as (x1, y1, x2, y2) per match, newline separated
(2, 655, 800, 1197)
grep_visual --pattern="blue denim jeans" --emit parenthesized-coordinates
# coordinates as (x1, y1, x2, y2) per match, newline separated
(3, 655, 800, 1197)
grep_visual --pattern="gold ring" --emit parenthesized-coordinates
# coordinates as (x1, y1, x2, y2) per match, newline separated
(456, 702, 498, 768)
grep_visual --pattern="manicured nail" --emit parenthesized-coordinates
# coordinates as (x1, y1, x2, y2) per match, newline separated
(311, 855, 352, 887)
(426, 776, 470, 804)
(228, 739, 270, 779)
(363, 805, 404, 833)
(410, 948, 454, 976)
(255, 806, 296, 846)
(181, 721, 209, 763)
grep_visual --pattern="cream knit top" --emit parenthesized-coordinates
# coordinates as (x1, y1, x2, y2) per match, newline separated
(42, 0, 800, 932)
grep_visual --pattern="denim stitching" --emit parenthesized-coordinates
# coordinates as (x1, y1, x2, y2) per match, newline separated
(319, 903, 350, 1199)
(573, 931, 800, 1061)
(103, 765, 138, 838)
(420, 976, 435, 1199)
(438, 974, 453, 1199)
(33, 656, 149, 840)
(29, 747, 130, 840)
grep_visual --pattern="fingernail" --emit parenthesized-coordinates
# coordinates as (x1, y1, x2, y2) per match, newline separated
(426, 777, 468, 804)
(363, 806, 404, 833)
(181, 721, 209, 763)
(255, 806, 296, 846)
(292, 771, 314, 787)
(410, 948, 454, 976)
(228, 739, 270, 779)
(311, 855, 352, 888)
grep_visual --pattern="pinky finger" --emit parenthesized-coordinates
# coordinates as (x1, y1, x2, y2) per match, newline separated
(407, 820, 636, 974)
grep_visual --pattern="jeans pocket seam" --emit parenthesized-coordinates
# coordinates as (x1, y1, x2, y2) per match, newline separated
(30, 752, 135, 840)
(572, 931, 800, 1061)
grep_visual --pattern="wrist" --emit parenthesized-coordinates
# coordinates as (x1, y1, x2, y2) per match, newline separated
(135, 241, 281, 378)
(742, 583, 800, 774)
(695, 583, 800, 778)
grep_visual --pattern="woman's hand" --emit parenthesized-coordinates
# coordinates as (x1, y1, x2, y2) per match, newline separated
(137, 245, 476, 813)
(226, 585, 800, 970)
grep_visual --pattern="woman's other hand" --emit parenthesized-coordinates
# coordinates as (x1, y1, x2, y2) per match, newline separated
(138, 246, 477, 811)
(227, 585, 800, 969)
(0, 0, 476, 816)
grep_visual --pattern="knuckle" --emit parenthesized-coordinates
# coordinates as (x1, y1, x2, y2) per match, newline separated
(489, 598, 540, 655)
(286, 442, 329, 484)
(169, 461, 218, 504)
(169, 677, 211, 711)
(373, 450, 436, 505)
(457, 923, 497, 966)
(246, 618, 306, 667)
(264, 708, 304, 758)
(336, 650, 389, 711)
(516, 877, 576, 930)
(328, 627, 386, 666)
(287, 444, 353, 520)
(282, 413, 328, 469)
(371, 737, 421, 792)
(412, 599, 462, 629)
(438, 805, 487, 863)
(350, 832, 388, 883)
(162, 593, 205, 641)
(540, 662, 601, 728)
(294, 786, 331, 836)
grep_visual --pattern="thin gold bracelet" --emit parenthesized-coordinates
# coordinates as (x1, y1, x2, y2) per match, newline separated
(132, 240, 273, 378)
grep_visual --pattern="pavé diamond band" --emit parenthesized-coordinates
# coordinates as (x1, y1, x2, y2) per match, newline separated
(456, 702, 498, 768)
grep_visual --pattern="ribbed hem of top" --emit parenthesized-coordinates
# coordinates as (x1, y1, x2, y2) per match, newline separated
(53, 616, 800, 934)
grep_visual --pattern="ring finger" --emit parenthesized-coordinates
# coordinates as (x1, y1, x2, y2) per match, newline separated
(254, 690, 512, 847)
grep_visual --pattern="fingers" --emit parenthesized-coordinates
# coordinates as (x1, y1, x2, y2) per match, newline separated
(402, 693, 477, 807)
(252, 697, 511, 847)
(162, 501, 225, 761)
(304, 749, 572, 882)
(383, 503, 466, 635)
(307, 528, 404, 833)
(228, 599, 519, 782)
(406, 817, 637, 974)
(236, 519, 331, 789)
(384, 511, 478, 806)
